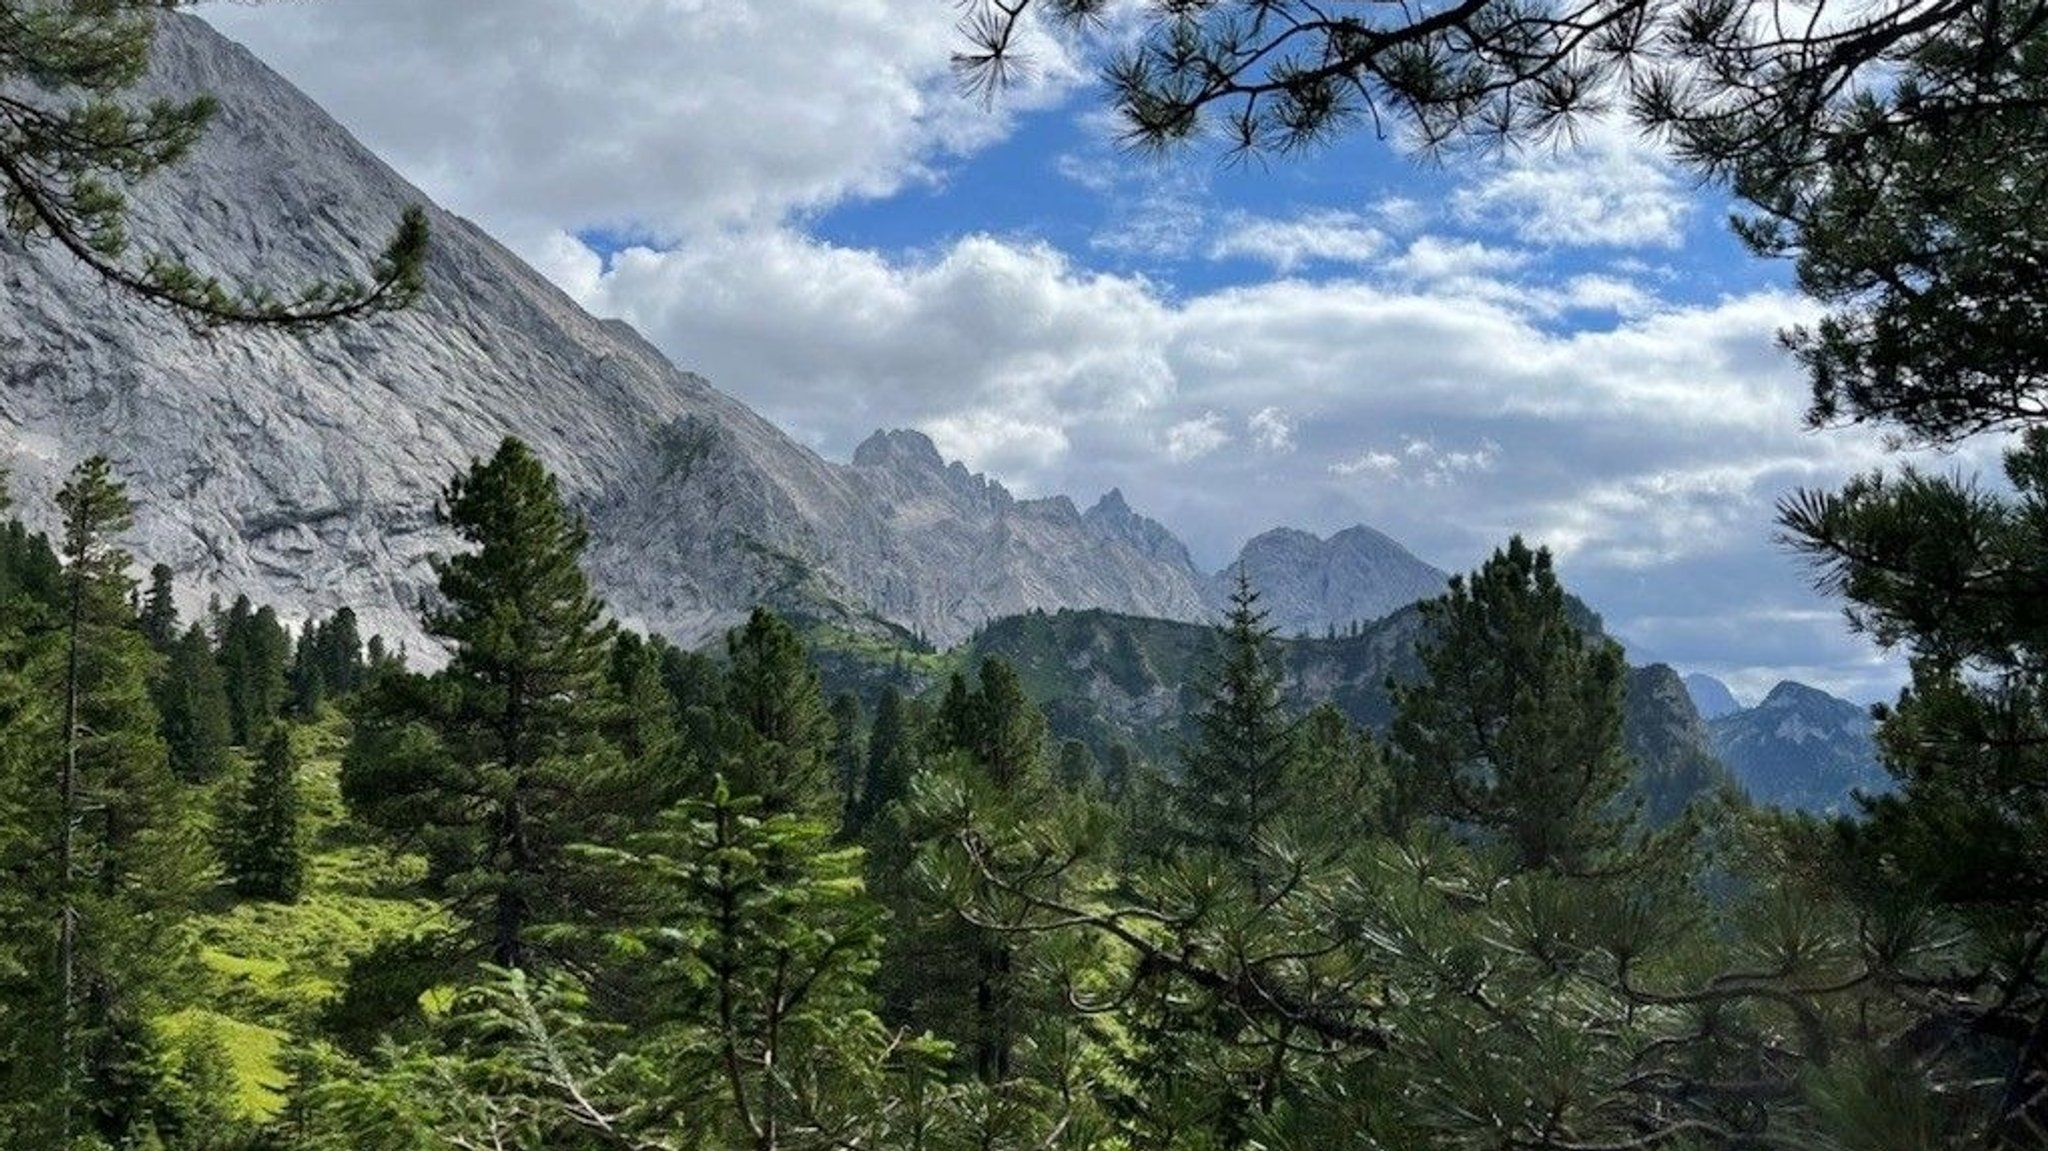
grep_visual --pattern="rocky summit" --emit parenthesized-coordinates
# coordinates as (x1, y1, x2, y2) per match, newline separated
(0, 13, 1444, 654)
(1219, 526, 1450, 636)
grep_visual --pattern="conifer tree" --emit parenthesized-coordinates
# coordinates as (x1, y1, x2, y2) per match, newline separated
(344, 437, 618, 971)
(1288, 702, 1389, 843)
(1390, 537, 1634, 873)
(829, 691, 865, 828)
(224, 726, 305, 902)
(1177, 571, 1296, 857)
(850, 685, 915, 838)
(138, 563, 178, 652)
(43, 456, 202, 1146)
(288, 621, 327, 718)
(217, 596, 288, 745)
(916, 657, 1054, 1086)
(719, 608, 835, 818)
(156, 623, 232, 783)
(604, 630, 688, 811)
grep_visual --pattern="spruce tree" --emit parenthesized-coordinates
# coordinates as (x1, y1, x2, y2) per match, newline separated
(1390, 537, 1634, 873)
(1176, 571, 1296, 857)
(217, 596, 288, 745)
(344, 437, 618, 971)
(156, 623, 232, 783)
(718, 608, 835, 818)
(44, 456, 202, 1146)
(224, 726, 305, 903)
(850, 685, 915, 837)
(138, 563, 178, 652)
(829, 691, 865, 828)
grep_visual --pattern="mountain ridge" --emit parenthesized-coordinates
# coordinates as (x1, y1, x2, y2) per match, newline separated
(0, 13, 1461, 657)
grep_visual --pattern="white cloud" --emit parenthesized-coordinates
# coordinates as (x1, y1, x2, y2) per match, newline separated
(1452, 121, 1691, 249)
(1209, 210, 1389, 272)
(1165, 412, 1233, 461)
(202, 0, 1083, 247)
(1248, 407, 1296, 452)
(1385, 236, 1530, 284)
(1331, 436, 1500, 487)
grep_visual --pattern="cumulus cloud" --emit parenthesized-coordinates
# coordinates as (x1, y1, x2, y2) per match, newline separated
(1165, 412, 1233, 461)
(1248, 407, 1296, 452)
(202, 0, 1082, 248)
(1210, 210, 1389, 272)
(529, 217, 1947, 694)
(197, 7, 1933, 696)
(1452, 121, 1691, 249)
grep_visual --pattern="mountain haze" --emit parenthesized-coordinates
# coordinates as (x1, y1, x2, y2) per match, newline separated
(5, 14, 1447, 653)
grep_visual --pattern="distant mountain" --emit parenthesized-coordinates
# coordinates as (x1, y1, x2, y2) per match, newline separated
(1215, 526, 1450, 637)
(1682, 674, 1744, 720)
(1707, 681, 1890, 813)
(817, 604, 1734, 820)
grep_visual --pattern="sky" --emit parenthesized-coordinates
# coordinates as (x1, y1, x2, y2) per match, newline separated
(197, 0, 1991, 705)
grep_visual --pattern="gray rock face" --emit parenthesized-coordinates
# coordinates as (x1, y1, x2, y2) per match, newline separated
(1214, 526, 1450, 637)
(0, 13, 1221, 652)
(1681, 673, 1744, 720)
(1707, 681, 1889, 813)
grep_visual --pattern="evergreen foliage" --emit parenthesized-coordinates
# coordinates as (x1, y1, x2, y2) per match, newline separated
(849, 685, 915, 838)
(1391, 537, 1636, 873)
(216, 597, 288, 747)
(719, 608, 835, 818)
(224, 726, 306, 903)
(344, 438, 619, 972)
(157, 623, 233, 784)
(140, 563, 179, 652)
(0, 1, 428, 326)
(1176, 572, 1296, 857)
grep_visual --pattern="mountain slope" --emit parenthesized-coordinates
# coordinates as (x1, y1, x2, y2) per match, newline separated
(923, 606, 1736, 819)
(1682, 673, 1745, 720)
(0, 13, 1216, 651)
(1213, 526, 1450, 636)
(1707, 681, 1890, 813)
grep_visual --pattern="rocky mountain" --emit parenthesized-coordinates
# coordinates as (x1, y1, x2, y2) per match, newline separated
(826, 604, 1734, 820)
(1215, 526, 1450, 637)
(1682, 673, 1744, 720)
(1707, 681, 1890, 813)
(0, 13, 1227, 653)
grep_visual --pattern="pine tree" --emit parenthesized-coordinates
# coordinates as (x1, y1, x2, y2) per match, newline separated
(718, 608, 835, 818)
(217, 596, 288, 745)
(1176, 571, 1296, 857)
(344, 437, 619, 971)
(1288, 702, 1389, 843)
(920, 657, 1054, 1085)
(1390, 537, 1634, 874)
(224, 726, 305, 902)
(850, 685, 915, 838)
(138, 564, 178, 652)
(829, 691, 865, 829)
(156, 623, 232, 783)
(42, 456, 202, 1146)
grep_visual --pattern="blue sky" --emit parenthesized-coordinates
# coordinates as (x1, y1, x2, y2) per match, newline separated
(201, 0, 1967, 703)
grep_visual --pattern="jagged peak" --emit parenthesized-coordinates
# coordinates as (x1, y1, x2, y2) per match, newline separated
(1087, 487, 1132, 518)
(851, 428, 944, 470)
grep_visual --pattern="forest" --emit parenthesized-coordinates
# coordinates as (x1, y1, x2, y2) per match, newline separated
(1, 431, 2043, 1149)
(5, 0, 2048, 1147)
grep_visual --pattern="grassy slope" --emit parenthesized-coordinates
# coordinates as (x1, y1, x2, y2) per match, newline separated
(168, 713, 447, 1120)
